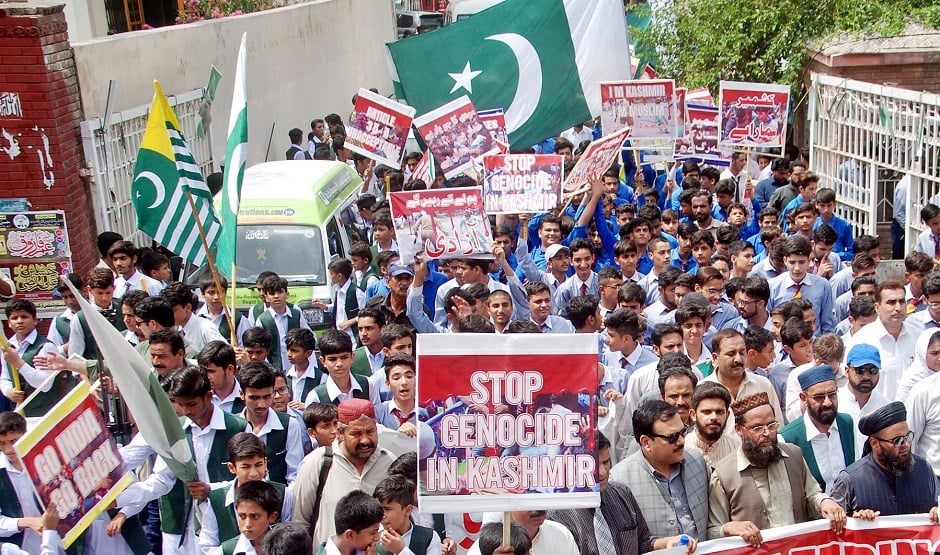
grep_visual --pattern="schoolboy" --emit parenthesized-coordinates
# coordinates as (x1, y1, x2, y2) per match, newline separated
(674, 301, 712, 368)
(201, 339, 245, 414)
(670, 221, 699, 274)
(256, 275, 312, 371)
(904, 251, 935, 313)
(642, 236, 673, 305)
(109, 240, 165, 297)
(238, 327, 272, 366)
(263, 522, 313, 555)
(114, 367, 246, 554)
(486, 289, 514, 334)
(247, 271, 279, 327)
(140, 249, 172, 285)
(313, 258, 363, 347)
(809, 224, 842, 280)
(373, 478, 440, 555)
(613, 239, 646, 285)
(197, 274, 251, 347)
(813, 188, 854, 262)
(199, 433, 293, 552)
(728, 241, 755, 279)
(47, 273, 83, 350)
(769, 317, 815, 406)
(1, 299, 71, 416)
(372, 212, 398, 257)
(781, 171, 819, 224)
(551, 238, 597, 317)
(316, 490, 384, 555)
(239, 361, 304, 484)
(602, 308, 658, 390)
(213, 481, 283, 555)
(914, 203, 940, 260)
(285, 328, 323, 410)
(596, 266, 624, 322)
(69, 267, 127, 360)
(162, 282, 225, 350)
(365, 251, 399, 302)
(0, 412, 50, 552)
(625, 218, 653, 274)
(525, 282, 574, 334)
(351, 242, 381, 293)
(306, 330, 379, 406)
(351, 307, 387, 378)
(374, 354, 427, 438)
(788, 202, 817, 238)
(689, 229, 716, 270)
(768, 235, 835, 333)
(120, 289, 149, 346)
(643, 266, 682, 344)
(303, 402, 339, 449)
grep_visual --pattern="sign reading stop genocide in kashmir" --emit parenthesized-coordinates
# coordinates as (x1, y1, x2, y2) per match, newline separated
(15, 381, 133, 547)
(345, 87, 416, 168)
(417, 333, 599, 513)
(482, 154, 564, 214)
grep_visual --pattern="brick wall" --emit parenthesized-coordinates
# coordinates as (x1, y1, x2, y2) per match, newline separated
(0, 4, 97, 277)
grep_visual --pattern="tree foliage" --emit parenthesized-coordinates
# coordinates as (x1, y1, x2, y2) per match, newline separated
(634, 0, 937, 95)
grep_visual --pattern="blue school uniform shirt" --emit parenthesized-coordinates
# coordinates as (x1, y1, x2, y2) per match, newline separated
(767, 272, 835, 333)
(815, 215, 854, 262)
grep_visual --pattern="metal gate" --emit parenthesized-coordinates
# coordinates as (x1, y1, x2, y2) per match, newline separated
(80, 88, 215, 247)
(809, 73, 940, 254)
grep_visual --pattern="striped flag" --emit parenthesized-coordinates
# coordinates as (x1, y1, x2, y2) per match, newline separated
(62, 279, 198, 483)
(131, 80, 221, 266)
(410, 149, 435, 184)
(216, 33, 248, 279)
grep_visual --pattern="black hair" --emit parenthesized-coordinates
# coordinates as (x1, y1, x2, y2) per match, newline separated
(0, 412, 26, 435)
(149, 328, 185, 354)
(285, 328, 317, 351)
(161, 282, 196, 310)
(567, 295, 600, 329)
(243, 327, 273, 349)
(479, 523, 531, 555)
(373, 476, 415, 508)
(135, 297, 175, 328)
(632, 399, 678, 441)
(4, 299, 36, 319)
(334, 490, 384, 534)
(235, 480, 282, 517)
(303, 402, 338, 429)
(227, 432, 267, 462)
(166, 366, 212, 399)
(319, 329, 354, 356)
(239, 360, 276, 390)
(263, 522, 313, 555)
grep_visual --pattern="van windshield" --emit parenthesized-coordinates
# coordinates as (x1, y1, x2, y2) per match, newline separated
(236, 225, 326, 286)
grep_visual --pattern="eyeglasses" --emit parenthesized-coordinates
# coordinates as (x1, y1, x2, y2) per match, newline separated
(851, 365, 879, 376)
(600, 284, 624, 290)
(703, 287, 723, 296)
(871, 431, 914, 449)
(746, 421, 780, 435)
(807, 391, 838, 404)
(274, 386, 290, 396)
(734, 298, 757, 308)
(646, 425, 691, 444)
(927, 301, 940, 309)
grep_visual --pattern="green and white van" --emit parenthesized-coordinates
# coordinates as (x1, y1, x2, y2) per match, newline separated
(227, 160, 363, 329)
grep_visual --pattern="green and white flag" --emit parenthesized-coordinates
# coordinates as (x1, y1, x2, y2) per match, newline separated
(387, 0, 630, 149)
(131, 80, 221, 266)
(62, 279, 198, 483)
(217, 33, 248, 280)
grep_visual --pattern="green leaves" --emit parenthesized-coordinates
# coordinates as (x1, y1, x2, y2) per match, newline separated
(635, 0, 929, 94)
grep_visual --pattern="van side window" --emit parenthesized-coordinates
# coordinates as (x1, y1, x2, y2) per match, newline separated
(326, 217, 344, 258)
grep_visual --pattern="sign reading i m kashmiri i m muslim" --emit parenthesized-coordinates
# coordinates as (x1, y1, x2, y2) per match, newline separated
(417, 333, 599, 513)
(387, 0, 631, 149)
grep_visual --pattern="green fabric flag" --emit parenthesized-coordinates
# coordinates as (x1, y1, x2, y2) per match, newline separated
(217, 33, 248, 280)
(387, 0, 631, 149)
(131, 81, 221, 266)
(63, 279, 198, 483)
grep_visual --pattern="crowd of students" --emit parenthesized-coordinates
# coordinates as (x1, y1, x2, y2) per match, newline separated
(2, 123, 940, 555)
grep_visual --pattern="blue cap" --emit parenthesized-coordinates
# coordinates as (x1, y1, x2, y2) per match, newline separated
(797, 364, 836, 391)
(846, 344, 881, 368)
(388, 264, 414, 278)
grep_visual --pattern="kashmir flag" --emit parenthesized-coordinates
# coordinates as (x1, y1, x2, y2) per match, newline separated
(387, 0, 630, 149)
(131, 81, 221, 266)
(217, 33, 248, 280)
(62, 279, 198, 483)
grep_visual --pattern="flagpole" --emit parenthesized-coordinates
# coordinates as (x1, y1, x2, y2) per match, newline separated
(0, 334, 21, 392)
(183, 190, 236, 337)
(230, 262, 238, 346)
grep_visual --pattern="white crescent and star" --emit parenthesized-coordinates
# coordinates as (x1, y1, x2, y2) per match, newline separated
(136, 171, 167, 209)
(447, 33, 543, 136)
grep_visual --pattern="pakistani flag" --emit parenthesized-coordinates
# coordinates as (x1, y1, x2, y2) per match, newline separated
(132, 80, 221, 266)
(387, 0, 630, 149)
(217, 33, 248, 280)
(62, 279, 198, 483)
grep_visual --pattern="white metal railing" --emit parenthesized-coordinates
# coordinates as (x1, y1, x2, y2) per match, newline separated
(808, 73, 940, 252)
(80, 88, 215, 246)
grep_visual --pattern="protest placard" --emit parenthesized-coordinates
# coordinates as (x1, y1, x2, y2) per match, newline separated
(478, 109, 509, 153)
(346, 88, 416, 168)
(600, 80, 676, 141)
(414, 96, 499, 179)
(686, 87, 715, 106)
(564, 125, 632, 192)
(389, 188, 493, 264)
(676, 87, 688, 138)
(417, 333, 599, 513)
(719, 81, 790, 151)
(0, 210, 73, 309)
(676, 104, 722, 161)
(696, 516, 940, 555)
(15, 381, 133, 547)
(482, 154, 563, 214)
